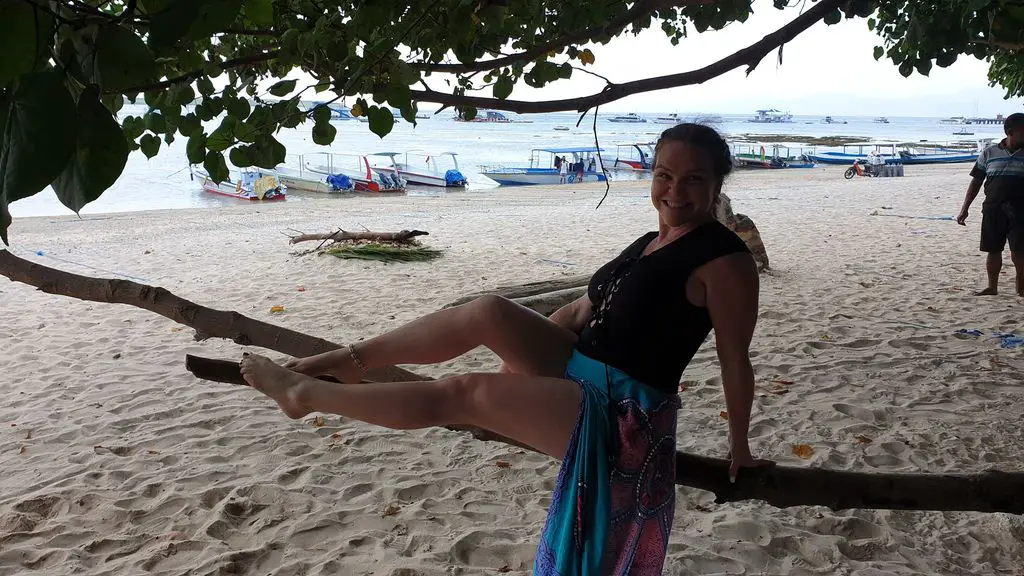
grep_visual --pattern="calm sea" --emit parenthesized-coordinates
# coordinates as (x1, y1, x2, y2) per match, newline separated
(9, 107, 1006, 218)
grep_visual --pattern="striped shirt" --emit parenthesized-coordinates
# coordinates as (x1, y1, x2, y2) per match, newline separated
(970, 139, 1024, 204)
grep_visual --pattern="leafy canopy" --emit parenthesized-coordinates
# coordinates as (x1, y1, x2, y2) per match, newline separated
(1, 0, 1022, 244)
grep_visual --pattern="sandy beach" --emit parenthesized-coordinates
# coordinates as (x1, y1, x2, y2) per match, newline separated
(1, 164, 1023, 575)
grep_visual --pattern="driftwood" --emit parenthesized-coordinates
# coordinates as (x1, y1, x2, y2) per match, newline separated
(183, 355, 1024, 514)
(288, 229, 428, 245)
(4, 249, 1024, 513)
(446, 274, 592, 307)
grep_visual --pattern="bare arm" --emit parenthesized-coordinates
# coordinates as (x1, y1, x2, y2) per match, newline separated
(547, 293, 593, 335)
(958, 177, 984, 223)
(700, 253, 762, 477)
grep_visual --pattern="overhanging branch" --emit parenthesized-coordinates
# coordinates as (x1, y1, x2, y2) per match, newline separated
(409, 0, 842, 113)
(111, 49, 282, 95)
(411, 0, 708, 74)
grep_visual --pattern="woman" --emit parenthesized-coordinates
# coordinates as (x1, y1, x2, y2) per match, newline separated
(240, 123, 766, 575)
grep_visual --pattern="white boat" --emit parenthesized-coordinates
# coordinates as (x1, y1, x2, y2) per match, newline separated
(874, 117, 890, 124)
(607, 113, 647, 123)
(748, 109, 793, 123)
(369, 151, 467, 188)
(190, 166, 286, 200)
(823, 116, 848, 124)
(940, 116, 968, 125)
(480, 146, 608, 186)
(553, 126, 571, 131)
(607, 142, 655, 171)
(297, 152, 407, 193)
(651, 113, 682, 125)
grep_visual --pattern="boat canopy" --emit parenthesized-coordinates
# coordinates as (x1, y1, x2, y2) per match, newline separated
(535, 146, 605, 154)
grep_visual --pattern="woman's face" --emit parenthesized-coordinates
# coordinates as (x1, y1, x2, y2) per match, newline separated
(650, 140, 721, 228)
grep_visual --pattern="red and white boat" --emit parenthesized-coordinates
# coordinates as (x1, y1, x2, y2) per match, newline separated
(294, 152, 406, 193)
(191, 166, 287, 200)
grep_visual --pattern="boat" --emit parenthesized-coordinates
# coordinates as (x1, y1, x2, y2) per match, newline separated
(939, 116, 968, 125)
(952, 129, 975, 136)
(652, 113, 683, 125)
(607, 113, 647, 123)
(455, 109, 517, 123)
(480, 146, 608, 186)
(731, 143, 816, 169)
(553, 126, 571, 131)
(298, 152, 407, 193)
(874, 117, 890, 124)
(898, 147, 978, 164)
(812, 143, 978, 165)
(191, 166, 287, 200)
(823, 116, 848, 125)
(748, 109, 793, 123)
(369, 151, 467, 188)
(607, 142, 655, 170)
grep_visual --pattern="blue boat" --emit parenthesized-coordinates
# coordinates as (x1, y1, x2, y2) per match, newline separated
(480, 147, 609, 186)
(813, 144, 978, 165)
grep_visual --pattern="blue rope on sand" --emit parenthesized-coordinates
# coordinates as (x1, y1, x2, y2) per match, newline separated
(874, 214, 955, 222)
(26, 249, 152, 283)
(955, 328, 1024, 349)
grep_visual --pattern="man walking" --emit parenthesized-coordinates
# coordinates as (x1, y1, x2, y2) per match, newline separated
(957, 112, 1024, 296)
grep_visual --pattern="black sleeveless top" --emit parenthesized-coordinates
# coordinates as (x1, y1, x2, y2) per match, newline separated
(575, 220, 751, 394)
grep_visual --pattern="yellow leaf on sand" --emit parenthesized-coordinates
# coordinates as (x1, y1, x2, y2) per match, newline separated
(855, 435, 873, 444)
(792, 444, 814, 459)
(270, 305, 285, 313)
(719, 411, 729, 421)
(313, 415, 325, 427)
(495, 460, 511, 468)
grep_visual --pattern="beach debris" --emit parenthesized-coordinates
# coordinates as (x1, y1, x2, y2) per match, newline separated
(312, 415, 325, 427)
(270, 305, 286, 313)
(792, 444, 814, 459)
(289, 228, 442, 263)
(955, 328, 984, 338)
(855, 435, 873, 445)
(680, 380, 697, 392)
(382, 503, 402, 517)
(330, 433, 342, 441)
(719, 411, 729, 421)
(326, 243, 443, 263)
(956, 329, 1024, 348)
(498, 566, 513, 573)
(18, 446, 26, 455)
(288, 229, 429, 245)
(495, 460, 511, 469)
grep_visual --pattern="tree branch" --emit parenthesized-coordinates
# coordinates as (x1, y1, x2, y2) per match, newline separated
(408, 0, 843, 113)
(110, 49, 282, 95)
(411, 0, 712, 73)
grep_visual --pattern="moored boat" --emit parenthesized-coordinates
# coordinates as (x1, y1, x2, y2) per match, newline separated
(607, 112, 647, 123)
(369, 151, 467, 188)
(191, 166, 287, 200)
(652, 113, 682, 125)
(607, 142, 655, 170)
(748, 109, 793, 123)
(731, 143, 816, 169)
(298, 152, 407, 193)
(480, 146, 608, 186)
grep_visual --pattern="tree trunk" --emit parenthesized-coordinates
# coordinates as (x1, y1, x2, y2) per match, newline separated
(183, 355, 1024, 514)
(4, 249, 1024, 514)
(288, 229, 429, 245)
(445, 274, 592, 307)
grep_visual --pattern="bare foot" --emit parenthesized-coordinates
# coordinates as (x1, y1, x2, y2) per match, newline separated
(974, 287, 998, 296)
(240, 354, 314, 419)
(284, 348, 364, 384)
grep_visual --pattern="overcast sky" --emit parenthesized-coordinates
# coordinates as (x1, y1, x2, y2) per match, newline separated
(419, 0, 1024, 117)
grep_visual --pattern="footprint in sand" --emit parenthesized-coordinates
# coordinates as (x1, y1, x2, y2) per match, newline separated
(832, 403, 880, 424)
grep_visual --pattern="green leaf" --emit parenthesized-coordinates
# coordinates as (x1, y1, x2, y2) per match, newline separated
(312, 122, 337, 146)
(823, 8, 842, 25)
(225, 97, 251, 120)
(51, 87, 130, 214)
(915, 58, 932, 76)
(95, 25, 157, 92)
(122, 116, 146, 140)
(493, 74, 514, 100)
(186, 134, 207, 164)
(268, 79, 297, 97)
(0, 2, 55, 84)
(197, 77, 215, 97)
(102, 94, 125, 115)
(311, 104, 332, 124)
(140, 133, 161, 158)
(461, 106, 477, 121)
(178, 113, 202, 138)
(207, 120, 236, 152)
(367, 106, 394, 138)
(170, 84, 196, 107)
(248, 134, 286, 168)
(229, 145, 252, 167)
(898, 61, 914, 77)
(145, 112, 167, 134)
(399, 101, 418, 125)
(0, 69, 78, 205)
(203, 150, 229, 182)
(873, 46, 884, 60)
(245, 0, 273, 27)
(188, 0, 244, 40)
(867, 17, 876, 31)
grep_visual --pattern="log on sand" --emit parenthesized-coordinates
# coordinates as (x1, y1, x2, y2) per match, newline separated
(4, 249, 1024, 514)
(288, 229, 429, 245)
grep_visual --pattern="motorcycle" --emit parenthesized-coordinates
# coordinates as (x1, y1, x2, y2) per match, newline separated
(844, 159, 878, 179)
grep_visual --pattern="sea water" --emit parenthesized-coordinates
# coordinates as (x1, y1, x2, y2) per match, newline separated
(8, 106, 1007, 218)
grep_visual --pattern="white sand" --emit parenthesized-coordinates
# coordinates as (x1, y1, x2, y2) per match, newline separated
(1, 164, 1023, 575)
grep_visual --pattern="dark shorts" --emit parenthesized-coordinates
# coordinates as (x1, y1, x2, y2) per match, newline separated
(980, 199, 1024, 253)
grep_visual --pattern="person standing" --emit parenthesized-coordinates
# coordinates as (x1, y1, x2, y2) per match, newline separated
(957, 112, 1024, 296)
(558, 156, 568, 184)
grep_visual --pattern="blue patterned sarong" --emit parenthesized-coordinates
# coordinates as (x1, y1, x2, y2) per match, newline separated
(534, 350, 680, 575)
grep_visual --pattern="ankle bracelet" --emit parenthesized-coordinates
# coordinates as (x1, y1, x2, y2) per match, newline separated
(347, 343, 368, 373)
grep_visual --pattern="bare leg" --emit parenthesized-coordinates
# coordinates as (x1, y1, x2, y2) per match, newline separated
(1011, 250, 1024, 297)
(287, 295, 577, 383)
(975, 252, 1002, 296)
(241, 354, 582, 459)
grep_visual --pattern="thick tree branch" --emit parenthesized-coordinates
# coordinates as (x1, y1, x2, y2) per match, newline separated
(411, 0, 707, 74)
(111, 49, 282, 95)
(408, 0, 843, 113)
(3, 249, 1024, 513)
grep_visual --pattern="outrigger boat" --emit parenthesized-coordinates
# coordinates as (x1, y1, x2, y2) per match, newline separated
(289, 152, 407, 193)
(731, 143, 816, 169)
(480, 146, 608, 186)
(369, 151, 468, 188)
(191, 166, 287, 200)
(607, 142, 655, 171)
(811, 143, 978, 165)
